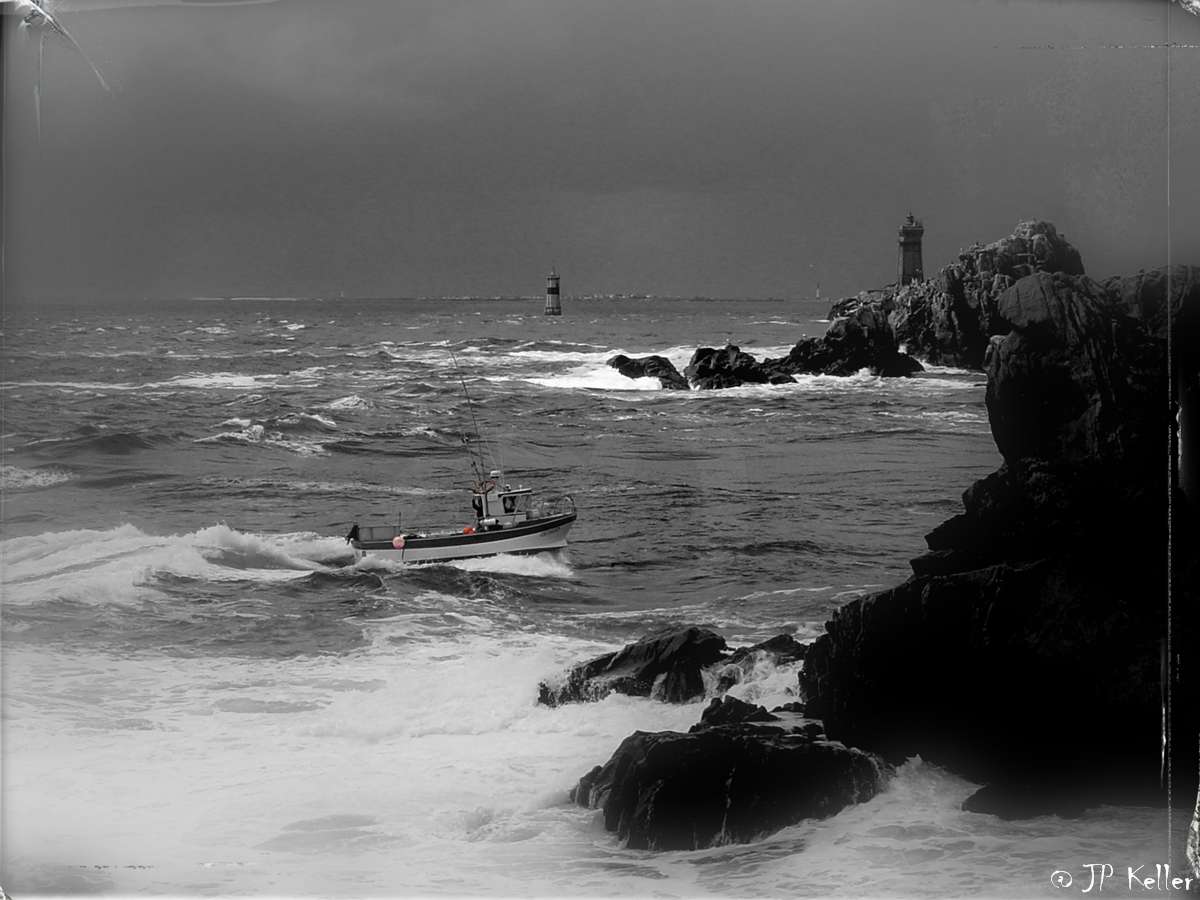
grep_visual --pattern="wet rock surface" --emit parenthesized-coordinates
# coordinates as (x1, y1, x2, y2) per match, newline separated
(799, 262, 1200, 815)
(570, 725, 888, 851)
(537, 626, 728, 706)
(606, 354, 690, 390)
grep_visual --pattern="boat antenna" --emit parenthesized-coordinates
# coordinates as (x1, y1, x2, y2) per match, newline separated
(448, 349, 490, 486)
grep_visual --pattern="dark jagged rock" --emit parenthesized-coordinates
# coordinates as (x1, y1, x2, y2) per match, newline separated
(766, 305, 923, 378)
(684, 344, 795, 389)
(800, 263, 1199, 816)
(689, 695, 778, 731)
(828, 220, 1087, 370)
(570, 727, 888, 850)
(770, 701, 807, 715)
(986, 272, 1165, 468)
(537, 626, 727, 706)
(606, 353, 689, 390)
(961, 780, 1088, 820)
(1103, 265, 1200, 339)
(612, 222, 1096, 390)
(891, 220, 1085, 368)
(728, 633, 807, 666)
(800, 558, 1165, 786)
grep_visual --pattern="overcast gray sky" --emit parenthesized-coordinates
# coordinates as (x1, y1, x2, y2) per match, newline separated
(2, 0, 1197, 301)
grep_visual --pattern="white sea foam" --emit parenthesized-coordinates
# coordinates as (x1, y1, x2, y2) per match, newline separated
(916, 361, 980, 376)
(515, 364, 663, 392)
(4, 615, 1177, 897)
(0, 465, 73, 490)
(277, 412, 338, 430)
(194, 423, 329, 456)
(326, 394, 372, 411)
(0, 524, 343, 608)
(162, 372, 268, 390)
(0, 379, 140, 391)
(445, 552, 575, 579)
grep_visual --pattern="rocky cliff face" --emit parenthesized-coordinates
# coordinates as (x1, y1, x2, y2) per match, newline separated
(800, 264, 1199, 816)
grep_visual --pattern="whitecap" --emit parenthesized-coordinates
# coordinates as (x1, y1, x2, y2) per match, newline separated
(326, 395, 372, 411)
(0, 465, 73, 490)
(193, 424, 329, 457)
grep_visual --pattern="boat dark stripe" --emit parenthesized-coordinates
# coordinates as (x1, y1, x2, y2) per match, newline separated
(355, 513, 575, 551)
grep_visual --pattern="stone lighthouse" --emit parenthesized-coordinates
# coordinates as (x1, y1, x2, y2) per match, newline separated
(897, 214, 925, 286)
(544, 267, 562, 316)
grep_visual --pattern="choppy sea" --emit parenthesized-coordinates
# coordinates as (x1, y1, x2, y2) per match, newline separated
(0, 297, 1186, 897)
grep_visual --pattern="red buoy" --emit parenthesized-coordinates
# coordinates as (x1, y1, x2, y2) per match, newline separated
(392, 535, 405, 549)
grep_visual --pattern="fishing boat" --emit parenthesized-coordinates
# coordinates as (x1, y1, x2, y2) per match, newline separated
(345, 353, 576, 563)
(346, 470, 576, 564)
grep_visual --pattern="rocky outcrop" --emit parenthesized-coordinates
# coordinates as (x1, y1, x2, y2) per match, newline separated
(607, 222, 1093, 390)
(537, 627, 727, 706)
(896, 221, 1084, 368)
(689, 695, 779, 729)
(606, 354, 689, 390)
(685, 345, 796, 389)
(570, 725, 888, 850)
(540, 628, 808, 707)
(829, 220, 1087, 369)
(728, 633, 807, 667)
(765, 305, 923, 378)
(799, 263, 1199, 816)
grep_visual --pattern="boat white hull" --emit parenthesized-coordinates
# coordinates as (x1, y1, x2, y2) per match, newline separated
(353, 514, 574, 564)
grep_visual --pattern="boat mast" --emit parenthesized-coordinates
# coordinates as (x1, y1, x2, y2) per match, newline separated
(448, 350, 492, 487)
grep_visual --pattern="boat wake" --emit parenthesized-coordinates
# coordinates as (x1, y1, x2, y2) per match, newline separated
(352, 550, 575, 580)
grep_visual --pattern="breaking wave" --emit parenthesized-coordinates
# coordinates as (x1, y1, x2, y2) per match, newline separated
(0, 524, 348, 608)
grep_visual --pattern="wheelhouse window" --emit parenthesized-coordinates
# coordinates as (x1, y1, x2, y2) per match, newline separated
(501, 493, 530, 514)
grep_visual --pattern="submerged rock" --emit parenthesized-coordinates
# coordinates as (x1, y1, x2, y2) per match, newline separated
(571, 726, 888, 850)
(537, 626, 727, 706)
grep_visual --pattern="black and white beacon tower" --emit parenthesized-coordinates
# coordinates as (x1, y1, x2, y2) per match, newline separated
(898, 214, 925, 286)
(544, 267, 562, 316)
